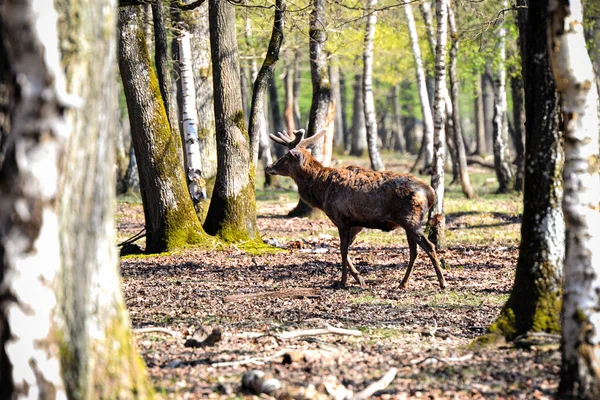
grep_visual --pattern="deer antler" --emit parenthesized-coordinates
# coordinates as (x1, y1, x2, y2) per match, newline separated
(269, 129, 305, 149)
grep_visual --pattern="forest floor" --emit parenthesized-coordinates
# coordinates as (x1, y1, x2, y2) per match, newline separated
(117, 157, 560, 399)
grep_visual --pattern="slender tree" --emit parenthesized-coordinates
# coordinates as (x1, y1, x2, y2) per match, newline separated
(473, 77, 487, 157)
(429, 0, 449, 248)
(363, 0, 384, 171)
(118, 5, 207, 252)
(486, 0, 563, 343)
(548, 0, 600, 397)
(448, 2, 475, 199)
(203, 0, 260, 242)
(1, 0, 152, 397)
(404, 0, 434, 174)
(392, 83, 406, 153)
(350, 73, 368, 157)
(330, 54, 345, 153)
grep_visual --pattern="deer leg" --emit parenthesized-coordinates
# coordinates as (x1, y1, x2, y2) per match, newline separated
(338, 225, 365, 288)
(415, 232, 446, 290)
(399, 234, 418, 289)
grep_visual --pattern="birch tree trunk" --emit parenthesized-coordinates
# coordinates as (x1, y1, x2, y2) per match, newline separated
(487, 0, 563, 343)
(118, 6, 207, 252)
(482, 70, 495, 155)
(363, 0, 384, 171)
(428, 0, 449, 248)
(340, 71, 350, 150)
(448, 3, 474, 199)
(404, 0, 434, 173)
(284, 66, 296, 134)
(178, 32, 208, 213)
(293, 50, 303, 130)
(392, 83, 406, 153)
(1, 0, 151, 397)
(203, 0, 260, 242)
(491, 1, 514, 193)
(330, 54, 345, 153)
(548, 0, 600, 397)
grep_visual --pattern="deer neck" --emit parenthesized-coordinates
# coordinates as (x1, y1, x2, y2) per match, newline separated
(295, 156, 328, 210)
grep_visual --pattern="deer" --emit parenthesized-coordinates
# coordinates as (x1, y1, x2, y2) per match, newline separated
(265, 128, 446, 290)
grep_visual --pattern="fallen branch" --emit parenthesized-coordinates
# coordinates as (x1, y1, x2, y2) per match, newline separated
(410, 353, 473, 366)
(133, 327, 182, 338)
(211, 350, 288, 368)
(274, 325, 362, 340)
(467, 155, 495, 169)
(352, 368, 398, 400)
(223, 288, 321, 303)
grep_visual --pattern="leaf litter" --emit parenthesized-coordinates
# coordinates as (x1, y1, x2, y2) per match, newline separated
(119, 201, 559, 399)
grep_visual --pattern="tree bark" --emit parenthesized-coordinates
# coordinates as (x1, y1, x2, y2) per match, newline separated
(268, 73, 285, 137)
(340, 71, 350, 150)
(428, 0, 449, 249)
(118, 6, 206, 252)
(482, 70, 495, 154)
(404, 0, 434, 174)
(288, 0, 332, 218)
(284, 66, 296, 134)
(203, 0, 260, 242)
(491, 1, 514, 194)
(363, 0, 384, 171)
(1, 0, 152, 397)
(448, 3, 474, 199)
(293, 50, 303, 130)
(330, 54, 345, 153)
(488, 0, 563, 344)
(473, 77, 487, 157)
(350, 73, 367, 157)
(510, 73, 526, 192)
(548, 0, 600, 398)
(391, 83, 406, 153)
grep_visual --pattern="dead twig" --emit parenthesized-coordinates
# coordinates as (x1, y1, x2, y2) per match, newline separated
(410, 353, 474, 366)
(211, 350, 288, 368)
(352, 367, 398, 400)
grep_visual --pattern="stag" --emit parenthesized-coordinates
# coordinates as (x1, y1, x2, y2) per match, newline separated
(265, 128, 446, 290)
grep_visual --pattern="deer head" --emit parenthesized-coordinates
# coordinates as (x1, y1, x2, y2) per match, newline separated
(265, 128, 327, 177)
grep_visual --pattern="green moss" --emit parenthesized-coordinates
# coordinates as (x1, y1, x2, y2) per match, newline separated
(233, 110, 248, 141)
(488, 307, 517, 338)
(469, 332, 507, 349)
(197, 127, 212, 140)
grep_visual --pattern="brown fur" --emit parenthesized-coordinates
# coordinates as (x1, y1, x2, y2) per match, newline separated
(266, 147, 446, 290)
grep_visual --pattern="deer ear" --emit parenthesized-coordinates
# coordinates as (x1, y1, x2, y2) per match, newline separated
(289, 148, 304, 161)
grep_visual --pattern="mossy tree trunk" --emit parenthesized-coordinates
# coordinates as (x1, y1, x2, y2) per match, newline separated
(118, 5, 207, 253)
(203, 0, 260, 242)
(0, 0, 153, 398)
(288, 0, 332, 218)
(487, 0, 563, 342)
(548, 0, 600, 398)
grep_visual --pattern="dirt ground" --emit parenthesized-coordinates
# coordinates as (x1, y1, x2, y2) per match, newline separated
(119, 200, 560, 399)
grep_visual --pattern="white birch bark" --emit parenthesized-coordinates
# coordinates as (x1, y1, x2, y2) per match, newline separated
(363, 0, 384, 171)
(548, 0, 600, 397)
(491, 0, 514, 193)
(403, 0, 434, 170)
(430, 0, 449, 246)
(0, 1, 70, 396)
(178, 32, 207, 208)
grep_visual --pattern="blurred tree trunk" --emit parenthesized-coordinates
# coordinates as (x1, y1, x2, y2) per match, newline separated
(118, 5, 207, 252)
(293, 50, 303, 130)
(404, 0, 434, 174)
(482, 70, 495, 154)
(549, 0, 600, 398)
(340, 71, 350, 150)
(429, 0, 449, 249)
(392, 83, 406, 153)
(288, 0, 332, 218)
(491, 0, 514, 194)
(0, 0, 152, 397)
(510, 73, 526, 192)
(473, 77, 487, 157)
(487, 0, 563, 344)
(363, 0, 384, 171)
(203, 0, 260, 242)
(268, 72, 285, 135)
(448, 4, 474, 198)
(350, 73, 367, 157)
(330, 54, 345, 153)
(284, 65, 296, 134)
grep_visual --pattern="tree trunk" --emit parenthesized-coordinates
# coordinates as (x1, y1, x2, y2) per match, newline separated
(482, 70, 495, 154)
(284, 66, 296, 133)
(429, 0, 449, 249)
(510, 73, 526, 192)
(178, 32, 209, 214)
(392, 83, 406, 153)
(363, 0, 384, 171)
(288, 0, 332, 218)
(152, 0, 182, 162)
(118, 6, 206, 252)
(330, 54, 345, 153)
(203, 0, 260, 242)
(548, 0, 600, 398)
(404, 0, 434, 174)
(340, 71, 350, 150)
(487, 0, 563, 343)
(248, 2, 285, 188)
(491, 1, 514, 194)
(350, 73, 367, 157)
(448, 3, 474, 199)
(473, 77, 487, 157)
(268, 73, 285, 137)
(293, 50, 303, 130)
(1, 1, 152, 397)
